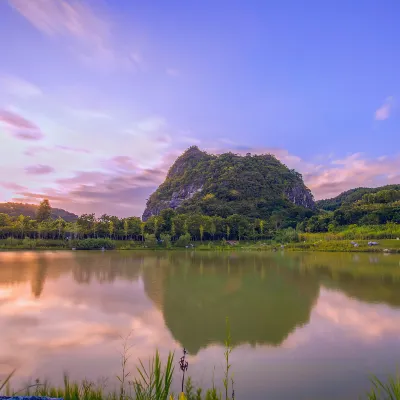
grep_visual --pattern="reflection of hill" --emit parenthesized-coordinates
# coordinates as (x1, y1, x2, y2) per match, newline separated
(2, 250, 400, 354)
(289, 252, 400, 307)
(143, 253, 320, 354)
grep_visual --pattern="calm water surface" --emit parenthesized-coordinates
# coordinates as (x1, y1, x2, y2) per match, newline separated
(1, 251, 400, 399)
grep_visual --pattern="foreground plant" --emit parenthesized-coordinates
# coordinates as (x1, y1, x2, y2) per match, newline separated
(179, 348, 189, 394)
(0, 368, 15, 394)
(367, 374, 400, 399)
(132, 350, 174, 400)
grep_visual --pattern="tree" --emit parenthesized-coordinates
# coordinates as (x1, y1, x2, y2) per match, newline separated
(123, 219, 129, 239)
(210, 221, 216, 240)
(109, 221, 114, 238)
(140, 222, 145, 242)
(36, 199, 51, 222)
(160, 233, 171, 248)
(17, 215, 26, 238)
(171, 221, 176, 239)
(56, 217, 65, 239)
(77, 213, 96, 237)
(259, 220, 264, 237)
(199, 224, 204, 242)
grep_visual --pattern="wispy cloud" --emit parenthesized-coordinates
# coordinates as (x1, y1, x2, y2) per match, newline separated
(0, 182, 27, 191)
(55, 145, 91, 154)
(135, 117, 166, 133)
(25, 165, 55, 175)
(0, 109, 44, 140)
(375, 96, 394, 121)
(0, 75, 42, 98)
(8, 0, 142, 71)
(68, 108, 111, 120)
(166, 68, 180, 77)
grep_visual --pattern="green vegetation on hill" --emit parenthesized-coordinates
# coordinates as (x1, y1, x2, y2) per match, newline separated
(0, 201, 78, 221)
(143, 146, 315, 222)
(302, 185, 400, 232)
(316, 185, 400, 211)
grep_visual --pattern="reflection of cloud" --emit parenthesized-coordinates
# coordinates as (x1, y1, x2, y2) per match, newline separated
(315, 289, 400, 339)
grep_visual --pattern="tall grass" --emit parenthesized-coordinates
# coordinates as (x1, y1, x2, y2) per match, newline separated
(133, 351, 174, 400)
(367, 375, 400, 400)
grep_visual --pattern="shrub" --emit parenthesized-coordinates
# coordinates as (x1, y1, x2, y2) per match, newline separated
(160, 233, 172, 248)
(144, 233, 158, 247)
(22, 236, 36, 249)
(74, 238, 115, 250)
(175, 233, 191, 247)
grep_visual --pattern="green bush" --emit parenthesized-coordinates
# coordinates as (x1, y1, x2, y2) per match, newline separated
(22, 237, 36, 249)
(160, 233, 172, 248)
(74, 238, 115, 250)
(144, 233, 158, 247)
(175, 233, 191, 247)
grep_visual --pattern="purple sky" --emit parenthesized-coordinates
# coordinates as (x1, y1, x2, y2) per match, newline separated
(1, 0, 399, 217)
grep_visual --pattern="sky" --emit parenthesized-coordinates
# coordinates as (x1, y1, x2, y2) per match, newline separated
(0, 0, 399, 217)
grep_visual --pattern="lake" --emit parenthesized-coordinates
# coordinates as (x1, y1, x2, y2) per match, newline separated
(1, 250, 400, 399)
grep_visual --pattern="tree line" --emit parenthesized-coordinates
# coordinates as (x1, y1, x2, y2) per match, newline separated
(1, 197, 399, 244)
(0, 199, 282, 242)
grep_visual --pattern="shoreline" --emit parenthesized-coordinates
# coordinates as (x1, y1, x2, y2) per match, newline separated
(0, 244, 399, 253)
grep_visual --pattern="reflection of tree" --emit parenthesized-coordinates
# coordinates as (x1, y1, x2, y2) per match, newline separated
(290, 252, 400, 307)
(31, 257, 48, 298)
(72, 253, 144, 284)
(143, 253, 320, 354)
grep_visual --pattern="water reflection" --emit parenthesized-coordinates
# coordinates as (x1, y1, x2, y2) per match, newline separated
(1, 251, 400, 399)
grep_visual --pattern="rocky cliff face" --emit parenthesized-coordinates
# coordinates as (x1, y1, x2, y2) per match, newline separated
(284, 184, 315, 209)
(142, 146, 315, 220)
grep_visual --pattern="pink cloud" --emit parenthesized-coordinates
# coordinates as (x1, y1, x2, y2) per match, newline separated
(25, 165, 55, 175)
(375, 97, 393, 121)
(24, 145, 91, 156)
(55, 145, 91, 154)
(0, 109, 44, 140)
(305, 154, 400, 199)
(24, 146, 49, 156)
(0, 182, 27, 191)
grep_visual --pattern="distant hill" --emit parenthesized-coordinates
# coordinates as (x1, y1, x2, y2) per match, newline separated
(0, 202, 78, 222)
(143, 146, 315, 221)
(316, 185, 400, 211)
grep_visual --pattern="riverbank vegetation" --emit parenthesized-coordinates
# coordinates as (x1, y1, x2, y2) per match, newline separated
(1, 194, 400, 252)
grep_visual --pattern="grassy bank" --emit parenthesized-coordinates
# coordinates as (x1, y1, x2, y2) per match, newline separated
(1, 237, 400, 253)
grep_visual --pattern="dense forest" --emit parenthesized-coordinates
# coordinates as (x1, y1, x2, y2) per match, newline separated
(303, 185, 400, 232)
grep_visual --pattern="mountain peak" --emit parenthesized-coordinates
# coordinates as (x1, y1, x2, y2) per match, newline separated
(143, 147, 315, 221)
